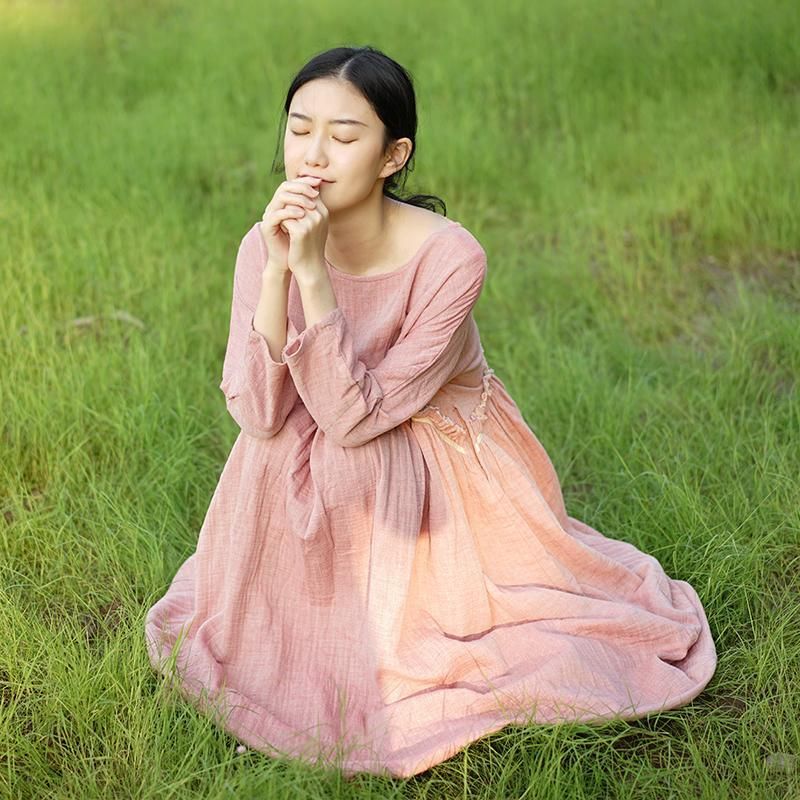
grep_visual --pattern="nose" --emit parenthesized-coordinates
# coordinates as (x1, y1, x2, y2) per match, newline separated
(301, 134, 329, 168)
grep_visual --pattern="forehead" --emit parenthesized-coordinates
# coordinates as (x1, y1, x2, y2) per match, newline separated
(289, 78, 376, 126)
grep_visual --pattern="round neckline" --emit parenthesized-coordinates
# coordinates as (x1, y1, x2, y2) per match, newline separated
(325, 220, 462, 282)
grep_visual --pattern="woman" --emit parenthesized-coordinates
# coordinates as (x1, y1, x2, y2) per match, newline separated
(144, 45, 717, 779)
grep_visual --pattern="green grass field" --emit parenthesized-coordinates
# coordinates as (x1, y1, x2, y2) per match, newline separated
(1, 0, 798, 796)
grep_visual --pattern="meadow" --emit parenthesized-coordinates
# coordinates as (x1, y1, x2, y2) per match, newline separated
(1, 0, 798, 796)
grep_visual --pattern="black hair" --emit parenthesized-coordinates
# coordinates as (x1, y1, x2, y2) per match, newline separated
(270, 45, 446, 215)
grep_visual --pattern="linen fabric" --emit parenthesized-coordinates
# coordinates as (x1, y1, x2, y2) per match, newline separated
(144, 219, 717, 779)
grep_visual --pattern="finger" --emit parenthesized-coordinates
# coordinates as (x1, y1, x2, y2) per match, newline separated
(289, 177, 322, 196)
(284, 183, 321, 202)
(289, 194, 317, 211)
(264, 208, 290, 224)
(273, 185, 317, 214)
(277, 189, 318, 211)
(294, 175, 323, 187)
(275, 205, 306, 222)
(267, 206, 305, 231)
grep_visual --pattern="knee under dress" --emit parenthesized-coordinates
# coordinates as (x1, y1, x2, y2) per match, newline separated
(144, 219, 717, 779)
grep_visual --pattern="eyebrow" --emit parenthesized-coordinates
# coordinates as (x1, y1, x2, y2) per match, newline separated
(289, 112, 368, 127)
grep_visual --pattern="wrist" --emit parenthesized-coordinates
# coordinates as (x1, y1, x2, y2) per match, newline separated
(291, 259, 327, 287)
(262, 260, 291, 282)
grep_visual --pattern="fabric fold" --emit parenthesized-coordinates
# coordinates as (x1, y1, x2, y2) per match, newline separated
(218, 227, 300, 439)
(281, 250, 487, 447)
(145, 216, 717, 780)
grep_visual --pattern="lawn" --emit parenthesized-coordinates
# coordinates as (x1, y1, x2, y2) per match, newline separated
(1, 0, 798, 797)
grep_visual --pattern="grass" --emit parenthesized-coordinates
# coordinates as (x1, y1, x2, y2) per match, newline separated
(1, 0, 798, 796)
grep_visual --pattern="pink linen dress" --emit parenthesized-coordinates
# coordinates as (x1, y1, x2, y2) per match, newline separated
(144, 218, 717, 779)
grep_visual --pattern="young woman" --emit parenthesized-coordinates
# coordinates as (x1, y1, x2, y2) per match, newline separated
(144, 45, 717, 779)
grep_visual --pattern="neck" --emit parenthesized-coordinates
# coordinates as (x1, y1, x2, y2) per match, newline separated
(324, 191, 399, 274)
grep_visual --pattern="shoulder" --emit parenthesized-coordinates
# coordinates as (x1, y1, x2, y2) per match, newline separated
(390, 199, 486, 269)
(421, 220, 487, 286)
(240, 221, 264, 259)
(406, 222, 487, 316)
(445, 223, 486, 265)
(230, 222, 266, 310)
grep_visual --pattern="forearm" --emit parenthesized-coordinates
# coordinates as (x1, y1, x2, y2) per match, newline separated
(279, 249, 487, 447)
(254, 262, 292, 362)
(294, 261, 339, 328)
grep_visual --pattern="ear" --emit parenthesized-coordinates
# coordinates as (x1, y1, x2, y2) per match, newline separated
(381, 137, 413, 179)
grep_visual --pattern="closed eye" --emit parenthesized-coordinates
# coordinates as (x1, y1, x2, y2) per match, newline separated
(290, 131, 356, 144)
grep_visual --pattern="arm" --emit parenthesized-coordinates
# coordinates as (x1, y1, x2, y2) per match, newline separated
(279, 239, 487, 448)
(219, 226, 300, 439)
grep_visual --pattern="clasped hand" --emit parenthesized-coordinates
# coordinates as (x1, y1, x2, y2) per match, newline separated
(280, 176, 329, 282)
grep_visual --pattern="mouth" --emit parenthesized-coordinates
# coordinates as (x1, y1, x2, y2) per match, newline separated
(299, 174, 333, 183)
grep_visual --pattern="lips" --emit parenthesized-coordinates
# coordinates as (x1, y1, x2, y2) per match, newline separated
(299, 174, 333, 182)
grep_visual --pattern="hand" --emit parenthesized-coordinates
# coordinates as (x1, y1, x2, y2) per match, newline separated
(281, 177, 329, 281)
(258, 176, 323, 274)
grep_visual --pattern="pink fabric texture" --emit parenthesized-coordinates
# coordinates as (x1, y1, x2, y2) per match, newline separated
(144, 219, 717, 779)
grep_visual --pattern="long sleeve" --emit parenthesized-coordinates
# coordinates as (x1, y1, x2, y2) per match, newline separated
(218, 225, 300, 439)
(280, 238, 487, 448)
